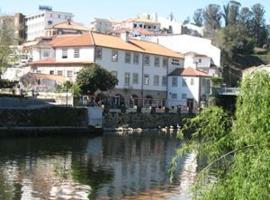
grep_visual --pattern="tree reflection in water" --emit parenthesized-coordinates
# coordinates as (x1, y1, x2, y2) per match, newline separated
(0, 131, 186, 200)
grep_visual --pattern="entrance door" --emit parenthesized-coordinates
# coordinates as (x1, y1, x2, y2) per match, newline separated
(187, 99, 194, 113)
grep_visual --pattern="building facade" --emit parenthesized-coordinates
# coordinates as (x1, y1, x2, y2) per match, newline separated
(26, 7, 73, 41)
(30, 32, 184, 108)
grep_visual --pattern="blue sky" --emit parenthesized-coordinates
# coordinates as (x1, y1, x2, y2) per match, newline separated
(1, 0, 269, 25)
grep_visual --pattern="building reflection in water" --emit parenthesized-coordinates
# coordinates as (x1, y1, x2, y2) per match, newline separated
(0, 132, 188, 200)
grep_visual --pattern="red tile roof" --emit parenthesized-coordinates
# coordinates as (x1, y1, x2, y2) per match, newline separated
(30, 59, 92, 66)
(50, 32, 183, 58)
(169, 67, 210, 77)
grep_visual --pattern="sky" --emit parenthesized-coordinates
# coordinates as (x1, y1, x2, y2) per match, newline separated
(0, 0, 269, 25)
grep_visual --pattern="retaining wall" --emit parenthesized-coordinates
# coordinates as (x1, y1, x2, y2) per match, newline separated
(103, 113, 184, 129)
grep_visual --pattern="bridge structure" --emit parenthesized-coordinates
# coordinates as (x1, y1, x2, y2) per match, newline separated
(217, 87, 239, 96)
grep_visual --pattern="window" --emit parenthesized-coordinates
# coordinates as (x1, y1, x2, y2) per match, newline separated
(198, 58, 202, 63)
(125, 52, 131, 63)
(74, 48, 80, 58)
(57, 71, 63, 76)
(144, 55, 150, 65)
(43, 51, 49, 57)
(182, 78, 187, 87)
(171, 93, 177, 99)
(124, 72, 130, 86)
(144, 74, 150, 85)
(112, 49, 118, 62)
(172, 59, 180, 66)
(58, 14, 61, 19)
(133, 53, 139, 64)
(172, 77, 178, 87)
(62, 48, 68, 59)
(132, 73, 139, 84)
(95, 47, 102, 60)
(47, 20, 53, 25)
(163, 57, 168, 67)
(154, 75, 159, 86)
(37, 70, 41, 74)
(181, 93, 187, 99)
(162, 76, 167, 86)
(154, 56, 160, 67)
(191, 78, 194, 85)
(49, 70, 54, 75)
(67, 71, 73, 78)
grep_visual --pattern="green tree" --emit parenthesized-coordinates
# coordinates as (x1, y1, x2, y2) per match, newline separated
(76, 64, 118, 96)
(250, 3, 268, 47)
(203, 4, 222, 30)
(222, 1, 241, 26)
(0, 20, 16, 75)
(193, 9, 204, 27)
(215, 24, 255, 57)
(171, 70, 270, 200)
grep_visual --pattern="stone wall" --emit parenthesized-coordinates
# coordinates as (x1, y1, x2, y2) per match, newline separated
(103, 113, 183, 129)
(0, 107, 88, 127)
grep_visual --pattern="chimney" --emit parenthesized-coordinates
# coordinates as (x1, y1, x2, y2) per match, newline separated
(120, 31, 129, 42)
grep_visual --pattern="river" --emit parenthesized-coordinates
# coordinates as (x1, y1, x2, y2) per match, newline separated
(0, 131, 197, 200)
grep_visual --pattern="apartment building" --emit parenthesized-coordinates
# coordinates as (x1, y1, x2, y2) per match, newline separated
(26, 7, 73, 41)
(30, 32, 184, 107)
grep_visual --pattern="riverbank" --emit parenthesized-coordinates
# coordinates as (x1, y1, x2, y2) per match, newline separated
(0, 126, 102, 137)
(103, 112, 191, 129)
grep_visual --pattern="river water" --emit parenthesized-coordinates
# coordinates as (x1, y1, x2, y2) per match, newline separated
(0, 131, 197, 200)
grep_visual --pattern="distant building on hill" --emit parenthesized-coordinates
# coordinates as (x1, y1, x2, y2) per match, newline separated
(0, 13, 26, 44)
(25, 6, 73, 41)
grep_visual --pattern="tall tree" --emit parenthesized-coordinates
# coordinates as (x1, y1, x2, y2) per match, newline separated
(193, 9, 204, 27)
(203, 4, 222, 37)
(0, 19, 15, 75)
(250, 3, 268, 47)
(222, 1, 241, 26)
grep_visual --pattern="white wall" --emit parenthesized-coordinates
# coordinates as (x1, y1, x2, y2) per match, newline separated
(32, 48, 54, 61)
(32, 66, 83, 82)
(144, 34, 221, 67)
(167, 76, 200, 107)
(55, 47, 95, 62)
(184, 53, 211, 68)
(26, 10, 73, 41)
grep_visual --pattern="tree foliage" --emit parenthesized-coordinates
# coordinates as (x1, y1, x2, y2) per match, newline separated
(0, 20, 15, 75)
(203, 4, 222, 36)
(171, 71, 270, 200)
(76, 64, 118, 95)
(193, 9, 204, 27)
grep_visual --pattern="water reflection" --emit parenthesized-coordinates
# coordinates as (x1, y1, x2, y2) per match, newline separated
(0, 132, 189, 200)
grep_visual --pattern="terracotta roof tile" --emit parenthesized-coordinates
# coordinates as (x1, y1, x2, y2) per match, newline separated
(50, 33, 94, 47)
(50, 32, 183, 58)
(169, 67, 210, 77)
(48, 21, 88, 31)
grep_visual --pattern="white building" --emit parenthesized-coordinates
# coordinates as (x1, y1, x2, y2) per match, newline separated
(157, 16, 182, 34)
(30, 32, 184, 107)
(144, 34, 221, 67)
(113, 17, 160, 33)
(167, 67, 210, 112)
(26, 7, 73, 41)
(90, 18, 113, 33)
